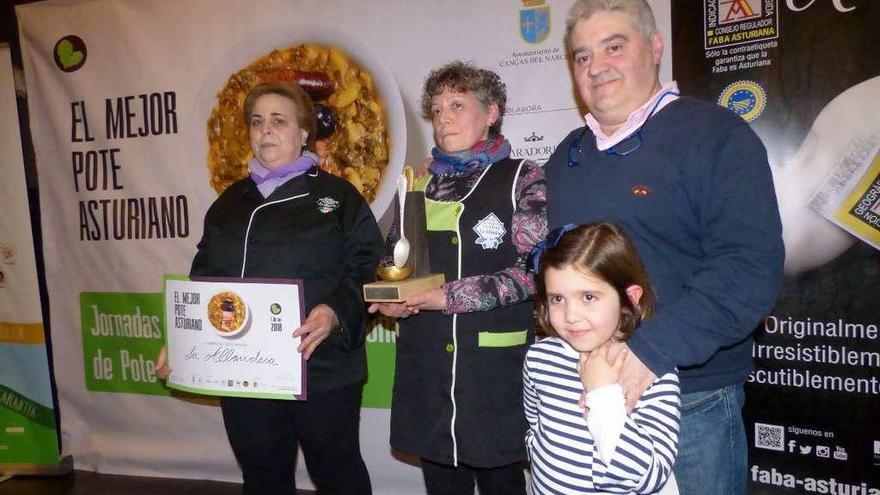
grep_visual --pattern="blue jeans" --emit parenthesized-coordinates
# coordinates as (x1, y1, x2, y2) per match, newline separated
(674, 383, 747, 495)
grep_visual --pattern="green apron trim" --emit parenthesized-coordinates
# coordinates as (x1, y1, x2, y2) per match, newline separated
(414, 175, 431, 191)
(425, 200, 462, 232)
(477, 330, 528, 347)
(417, 175, 462, 232)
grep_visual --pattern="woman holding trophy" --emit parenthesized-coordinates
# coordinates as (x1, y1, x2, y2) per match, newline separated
(369, 61, 547, 495)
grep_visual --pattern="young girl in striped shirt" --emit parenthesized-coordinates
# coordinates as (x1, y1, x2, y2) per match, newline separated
(524, 222, 680, 494)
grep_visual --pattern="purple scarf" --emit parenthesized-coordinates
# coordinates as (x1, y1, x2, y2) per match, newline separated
(249, 151, 318, 198)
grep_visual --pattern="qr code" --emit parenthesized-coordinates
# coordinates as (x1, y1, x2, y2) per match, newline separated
(755, 422, 785, 451)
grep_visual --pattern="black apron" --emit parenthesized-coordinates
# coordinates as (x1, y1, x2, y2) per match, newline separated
(390, 158, 534, 468)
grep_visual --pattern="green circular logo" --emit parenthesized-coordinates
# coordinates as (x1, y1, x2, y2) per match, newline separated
(54, 35, 87, 72)
(270, 303, 282, 315)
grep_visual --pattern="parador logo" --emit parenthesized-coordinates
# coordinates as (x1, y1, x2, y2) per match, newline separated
(511, 131, 555, 163)
(524, 132, 544, 143)
(53, 35, 87, 72)
(520, 0, 550, 45)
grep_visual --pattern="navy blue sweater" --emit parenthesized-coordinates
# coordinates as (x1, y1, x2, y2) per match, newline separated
(545, 97, 784, 393)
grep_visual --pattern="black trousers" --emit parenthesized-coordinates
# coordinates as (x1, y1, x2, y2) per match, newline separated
(220, 382, 372, 495)
(421, 458, 527, 495)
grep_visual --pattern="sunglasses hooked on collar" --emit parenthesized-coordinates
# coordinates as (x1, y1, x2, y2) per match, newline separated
(567, 90, 680, 167)
(568, 127, 644, 166)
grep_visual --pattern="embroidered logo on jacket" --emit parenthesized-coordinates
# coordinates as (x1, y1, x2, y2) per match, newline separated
(631, 185, 651, 197)
(473, 213, 507, 249)
(317, 197, 340, 213)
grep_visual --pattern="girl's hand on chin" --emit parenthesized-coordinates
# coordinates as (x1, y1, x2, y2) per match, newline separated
(577, 342, 627, 393)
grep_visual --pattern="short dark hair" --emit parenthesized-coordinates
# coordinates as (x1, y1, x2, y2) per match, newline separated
(420, 61, 507, 138)
(243, 82, 317, 151)
(534, 222, 655, 340)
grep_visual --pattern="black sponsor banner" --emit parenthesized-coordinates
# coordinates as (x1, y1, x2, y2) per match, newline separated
(672, 1, 880, 493)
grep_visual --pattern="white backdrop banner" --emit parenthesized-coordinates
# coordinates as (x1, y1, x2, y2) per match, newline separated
(15, 0, 670, 491)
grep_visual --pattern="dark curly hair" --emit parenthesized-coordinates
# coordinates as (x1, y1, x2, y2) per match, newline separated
(420, 61, 507, 138)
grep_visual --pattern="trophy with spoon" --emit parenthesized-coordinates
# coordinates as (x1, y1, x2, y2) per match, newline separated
(363, 166, 444, 302)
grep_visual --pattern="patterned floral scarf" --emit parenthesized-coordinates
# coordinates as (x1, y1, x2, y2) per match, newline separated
(428, 135, 512, 176)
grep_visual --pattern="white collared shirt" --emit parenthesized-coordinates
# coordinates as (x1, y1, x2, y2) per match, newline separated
(586, 81, 680, 151)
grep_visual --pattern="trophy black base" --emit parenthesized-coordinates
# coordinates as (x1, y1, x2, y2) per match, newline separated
(363, 274, 445, 303)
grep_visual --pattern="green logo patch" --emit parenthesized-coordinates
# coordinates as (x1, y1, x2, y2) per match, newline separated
(57, 40, 82, 69)
(316, 197, 340, 214)
(53, 35, 87, 72)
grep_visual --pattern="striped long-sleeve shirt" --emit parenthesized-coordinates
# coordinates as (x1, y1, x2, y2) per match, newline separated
(524, 337, 680, 494)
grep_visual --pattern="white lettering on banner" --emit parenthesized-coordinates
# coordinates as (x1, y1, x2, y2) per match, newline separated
(748, 368, 880, 394)
(90, 305, 162, 339)
(788, 426, 832, 438)
(785, 0, 857, 12)
(366, 324, 397, 344)
(707, 0, 717, 28)
(92, 348, 113, 380)
(119, 350, 157, 383)
(753, 342, 880, 366)
(751, 465, 880, 494)
(765, 0, 776, 18)
(91, 349, 158, 383)
(764, 315, 879, 340)
(729, 40, 779, 53)
(712, 18, 775, 34)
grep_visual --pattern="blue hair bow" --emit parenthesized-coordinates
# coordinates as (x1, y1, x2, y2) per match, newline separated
(528, 223, 577, 273)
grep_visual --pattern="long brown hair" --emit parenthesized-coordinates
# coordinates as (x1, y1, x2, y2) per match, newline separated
(534, 222, 654, 339)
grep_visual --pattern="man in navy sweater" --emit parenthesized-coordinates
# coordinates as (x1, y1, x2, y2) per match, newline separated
(543, 1, 784, 493)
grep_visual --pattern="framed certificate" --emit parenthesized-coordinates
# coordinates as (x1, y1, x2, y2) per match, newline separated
(163, 275, 306, 399)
